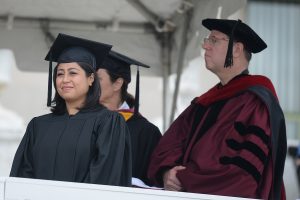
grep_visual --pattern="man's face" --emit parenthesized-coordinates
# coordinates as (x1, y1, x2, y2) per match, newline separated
(202, 30, 229, 74)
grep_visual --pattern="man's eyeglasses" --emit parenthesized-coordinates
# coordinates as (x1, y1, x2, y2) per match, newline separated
(203, 37, 229, 46)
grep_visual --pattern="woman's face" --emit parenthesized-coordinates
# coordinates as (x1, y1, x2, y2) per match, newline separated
(55, 62, 94, 105)
(97, 69, 121, 107)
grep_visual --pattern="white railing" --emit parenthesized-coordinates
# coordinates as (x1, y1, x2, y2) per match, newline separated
(0, 177, 258, 200)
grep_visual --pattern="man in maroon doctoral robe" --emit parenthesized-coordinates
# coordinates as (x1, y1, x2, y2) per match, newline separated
(148, 18, 286, 200)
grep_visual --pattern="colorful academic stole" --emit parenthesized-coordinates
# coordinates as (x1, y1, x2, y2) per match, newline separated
(118, 109, 134, 121)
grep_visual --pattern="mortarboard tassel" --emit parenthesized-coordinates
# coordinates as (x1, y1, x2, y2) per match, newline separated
(224, 19, 241, 68)
(47, 51, 52, 107)
(134, 66, 140, 116)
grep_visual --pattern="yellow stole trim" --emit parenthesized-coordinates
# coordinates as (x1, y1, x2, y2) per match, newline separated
(119, 111, 134, 121)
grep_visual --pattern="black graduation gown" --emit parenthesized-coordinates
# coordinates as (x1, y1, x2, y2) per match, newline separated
(10, 106, 132, 187)
(126, 114, 161, 185)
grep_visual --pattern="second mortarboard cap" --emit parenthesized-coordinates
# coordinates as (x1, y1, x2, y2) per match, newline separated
(45, 33, 112, 106)
(100, 50, 150, 82)
(202, 18, 267, 67)
(98, 50, 150, 115)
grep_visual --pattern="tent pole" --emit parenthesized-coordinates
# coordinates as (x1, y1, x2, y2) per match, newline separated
(161, 32, 172, 132)
(169, 10, 192, 124)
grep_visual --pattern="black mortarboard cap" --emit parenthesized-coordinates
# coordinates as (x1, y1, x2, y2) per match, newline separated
(100, 51, 150, 82)
(202, 18, 267, 67)
(98, 50, 150, 115)
(44, 33, 112, 106)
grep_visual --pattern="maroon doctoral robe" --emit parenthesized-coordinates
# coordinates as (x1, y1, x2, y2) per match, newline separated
(148, 74, 286, 200)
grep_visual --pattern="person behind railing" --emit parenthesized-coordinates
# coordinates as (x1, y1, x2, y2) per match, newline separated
(148, 18, 287, 200)
(96, 50, 161, 186)
(10, 33, 132, 187)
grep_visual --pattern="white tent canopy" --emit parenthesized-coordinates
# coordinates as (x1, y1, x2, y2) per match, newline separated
(0, 0, 247, 73)
(0, 0, 247, 128)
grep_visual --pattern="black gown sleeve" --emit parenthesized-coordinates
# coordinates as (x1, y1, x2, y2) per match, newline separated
(139, 122, 161, 185)
(87, 112, 132, 186)
(10, 118, 35, 178)
(128, 115, 161, 185)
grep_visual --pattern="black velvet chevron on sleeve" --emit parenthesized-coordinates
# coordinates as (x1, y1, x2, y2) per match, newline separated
(226, 139, 267, 163)
(219, 122, 271, 184)
(220, 156, 261, 184)
(234, 122, 270, 146)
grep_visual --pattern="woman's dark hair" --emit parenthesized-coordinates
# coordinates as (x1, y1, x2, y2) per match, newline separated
(51, 62, 101, 115)
(106, 70, 135, 108)
(125, 93, 135, 109)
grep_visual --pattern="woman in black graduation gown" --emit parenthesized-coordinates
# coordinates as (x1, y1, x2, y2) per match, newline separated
(96, 50, 161, 186)
(10, 33, 132, 187)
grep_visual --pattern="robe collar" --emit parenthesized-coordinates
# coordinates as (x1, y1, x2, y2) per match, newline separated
(196, 73, 278, 107)
(118, 101, 134, 121)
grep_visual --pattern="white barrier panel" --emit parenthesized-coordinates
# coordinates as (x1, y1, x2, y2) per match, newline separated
(0, 177, 5, 200)
(1, 177, 258, 200)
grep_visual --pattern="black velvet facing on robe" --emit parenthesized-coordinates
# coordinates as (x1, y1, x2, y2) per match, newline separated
(184, 100, 228, 163)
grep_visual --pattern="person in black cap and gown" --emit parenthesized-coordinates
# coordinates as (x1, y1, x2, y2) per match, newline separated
(148, 18, 287, 200)
(96, 50, 161, 186)
(10, 33, 132, 187)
